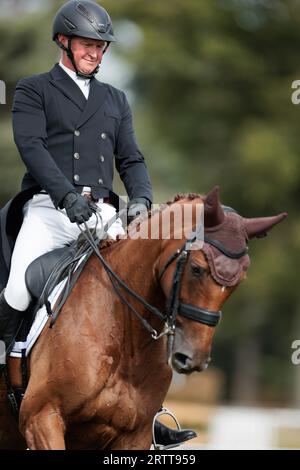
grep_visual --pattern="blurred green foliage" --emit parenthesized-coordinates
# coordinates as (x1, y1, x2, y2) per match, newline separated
(0, 0, 299, 405)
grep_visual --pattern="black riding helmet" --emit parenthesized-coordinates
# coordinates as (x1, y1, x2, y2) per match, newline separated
(52, 0, 116, 79)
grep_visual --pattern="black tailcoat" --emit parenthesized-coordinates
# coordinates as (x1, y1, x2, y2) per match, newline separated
(0, 64, 153, 288)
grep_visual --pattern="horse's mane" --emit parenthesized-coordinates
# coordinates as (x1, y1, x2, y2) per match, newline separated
(99, 193, 204, 250)
(165, 193, 204, 205)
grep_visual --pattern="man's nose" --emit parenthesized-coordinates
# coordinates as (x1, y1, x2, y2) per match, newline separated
(88, 48, 99, 59)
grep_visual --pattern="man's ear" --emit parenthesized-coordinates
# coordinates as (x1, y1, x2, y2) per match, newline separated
(57, 34, 68, 48)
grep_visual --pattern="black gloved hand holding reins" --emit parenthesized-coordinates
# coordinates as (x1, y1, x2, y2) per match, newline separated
(62, 191, 94, 224)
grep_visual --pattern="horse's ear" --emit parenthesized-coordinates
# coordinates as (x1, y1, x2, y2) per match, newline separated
(243, 212, 288, 239)
(204, 186, 225, 228)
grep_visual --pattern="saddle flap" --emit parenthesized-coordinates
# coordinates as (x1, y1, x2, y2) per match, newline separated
(25, 245, 77, 300)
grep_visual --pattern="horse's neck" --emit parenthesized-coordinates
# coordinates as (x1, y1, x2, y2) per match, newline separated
(95, 238, 172, 410)
(104, 237, 166, 344)
(107, 238, 164, 307)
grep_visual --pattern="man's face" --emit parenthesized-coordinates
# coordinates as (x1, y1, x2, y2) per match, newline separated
(58, 35, 107, 74)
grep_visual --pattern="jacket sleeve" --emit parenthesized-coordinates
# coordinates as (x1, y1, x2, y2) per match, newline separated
(115, 92, 153, 204)
(12, 77, 74, 208)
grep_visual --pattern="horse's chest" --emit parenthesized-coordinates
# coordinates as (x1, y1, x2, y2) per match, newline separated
(66, 363, 171, 448)
(94, 382, 144, 430)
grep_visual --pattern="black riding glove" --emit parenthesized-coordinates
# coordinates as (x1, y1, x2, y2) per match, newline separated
(127, 198, 150, 224)
(62, 191, 93, 224)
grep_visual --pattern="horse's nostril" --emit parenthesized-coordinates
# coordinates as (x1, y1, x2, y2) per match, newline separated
(173, 352, 191, 368)
(172, 352, 211, 373)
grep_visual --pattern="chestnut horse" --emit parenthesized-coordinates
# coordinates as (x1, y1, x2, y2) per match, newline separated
(0, 187, 286, 450)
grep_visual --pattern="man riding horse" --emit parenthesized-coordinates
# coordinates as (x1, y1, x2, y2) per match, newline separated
(0, 0, 195, 447)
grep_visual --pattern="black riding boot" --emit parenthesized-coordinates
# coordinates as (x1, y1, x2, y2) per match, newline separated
(0, 291, 23, 370)
(154, 421, 197, 448)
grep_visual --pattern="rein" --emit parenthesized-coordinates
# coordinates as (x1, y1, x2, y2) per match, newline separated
(77, 207, 247, 343)
(77, 214, 165, 340)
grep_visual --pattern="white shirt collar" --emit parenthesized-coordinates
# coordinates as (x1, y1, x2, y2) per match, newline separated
(59, 60, 90, 85)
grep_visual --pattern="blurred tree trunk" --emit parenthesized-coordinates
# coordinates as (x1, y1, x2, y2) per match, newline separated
(231, 336, 260, 404)
(229, 303, 264, 404)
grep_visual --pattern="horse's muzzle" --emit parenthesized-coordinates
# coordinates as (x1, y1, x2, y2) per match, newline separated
(171, 351, 211, 374)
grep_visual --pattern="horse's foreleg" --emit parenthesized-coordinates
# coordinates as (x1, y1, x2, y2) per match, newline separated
(21, 404, 66, 450)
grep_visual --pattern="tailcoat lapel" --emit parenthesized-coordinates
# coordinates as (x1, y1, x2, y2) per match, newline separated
(49, 64, 108, 127)
(76, 78, 108, 128)
(49, 63, 87, 111)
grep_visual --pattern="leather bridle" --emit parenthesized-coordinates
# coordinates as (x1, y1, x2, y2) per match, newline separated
(77, 207, 248, 342)
(158, 233, 248, 334)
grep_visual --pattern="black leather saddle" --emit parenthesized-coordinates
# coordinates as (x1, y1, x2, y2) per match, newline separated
(25, 244, 78, 300)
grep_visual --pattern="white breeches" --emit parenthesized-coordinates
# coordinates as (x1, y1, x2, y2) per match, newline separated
(4, 193, 124, 311)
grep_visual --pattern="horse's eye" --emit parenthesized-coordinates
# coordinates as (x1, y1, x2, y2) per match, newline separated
(191, 264, 206, 278)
